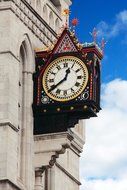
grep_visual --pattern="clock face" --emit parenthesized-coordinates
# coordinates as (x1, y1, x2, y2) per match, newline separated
(42, 56, 88, 102)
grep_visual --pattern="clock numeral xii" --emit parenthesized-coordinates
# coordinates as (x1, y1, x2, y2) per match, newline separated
(63, 62, 68, 67)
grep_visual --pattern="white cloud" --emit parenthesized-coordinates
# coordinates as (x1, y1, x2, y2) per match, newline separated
(96, 10, 127, 39)
(117, 10, 127, 23)
(102, 79, 127, 111)
(80, 79, 127, 190)
(81, 178, 127, 190)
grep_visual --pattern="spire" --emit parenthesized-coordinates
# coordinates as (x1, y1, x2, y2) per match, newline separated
(62, 9, 70, 28)
(90, 28, 98, 43)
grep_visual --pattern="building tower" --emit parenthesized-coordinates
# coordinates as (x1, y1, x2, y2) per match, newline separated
(0, 1, 85, 190)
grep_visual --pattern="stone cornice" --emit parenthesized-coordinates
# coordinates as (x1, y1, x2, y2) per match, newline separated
(68, 129, 85, 155)
(34, 131, 84, 155)
(34, 131, 74, 141)
(0, 0, 58, 45)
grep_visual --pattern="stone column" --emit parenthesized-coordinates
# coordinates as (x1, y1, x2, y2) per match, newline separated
(50, 167, 55, 190)
(35, 169, 43, 190)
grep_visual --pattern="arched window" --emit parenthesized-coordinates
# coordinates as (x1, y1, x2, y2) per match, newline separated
(31, 0, 35, 8)
(50, 0, 61, 11)
(43, 5, 48, 22)
(36, 0, 41, 14)
(18, 43, 26, 180)
(17, 35, 34, 188)
(49, 12, 54, 29)
(55, 18, 60, 33)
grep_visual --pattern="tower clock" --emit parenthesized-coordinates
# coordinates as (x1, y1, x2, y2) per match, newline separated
(43, 56, 88, 102)
(33, 28, 103, 134)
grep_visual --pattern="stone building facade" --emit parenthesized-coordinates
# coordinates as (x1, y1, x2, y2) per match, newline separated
(0, 0, 85, 190)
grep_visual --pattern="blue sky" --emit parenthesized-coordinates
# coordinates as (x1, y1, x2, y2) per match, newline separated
(70, 1, 127, 190)
(70, 0, 127, 83)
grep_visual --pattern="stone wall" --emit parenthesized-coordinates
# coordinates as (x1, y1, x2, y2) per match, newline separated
(0, 1, 85, 190)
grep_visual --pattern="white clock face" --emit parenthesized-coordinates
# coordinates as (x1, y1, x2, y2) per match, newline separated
(42, 56, 88, 102)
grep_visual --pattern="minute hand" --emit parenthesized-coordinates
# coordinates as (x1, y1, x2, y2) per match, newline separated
(48, 77, 66, 93)
(48, 68, 70, 93)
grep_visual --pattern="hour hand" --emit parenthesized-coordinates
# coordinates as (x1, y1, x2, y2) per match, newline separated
(48, 68, 70, 93)
(64, 68, 70, 79)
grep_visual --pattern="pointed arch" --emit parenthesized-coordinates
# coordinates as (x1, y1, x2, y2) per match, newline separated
(49, 11, 54, 29)
(55, 18, 60, 33)
(17, 34, 35, 73)
(17, 34, 34, 189)
(36, 0, 41, 14)
(43, 5, 48, 22)
(18, 43, 25, 180)
(50, 0, 61, 11)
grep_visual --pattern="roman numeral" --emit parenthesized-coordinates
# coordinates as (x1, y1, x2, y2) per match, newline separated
(77, 75, 83, 79)
(71, 63, 75, 68)
(48, 79, 54, 83)
(63, 62, 68, 67)
(63, 90, 67, 96)
(50, 71, 56, 75)
(75, 82, 80, 87)
(71, 88, 74, 92)
(56, 65, 61, 70)
(56, 89, 61, 94)
(75, 68, 81, 73)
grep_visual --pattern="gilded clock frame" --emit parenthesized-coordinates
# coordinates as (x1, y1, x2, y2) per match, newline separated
(42, 56, 89, 102)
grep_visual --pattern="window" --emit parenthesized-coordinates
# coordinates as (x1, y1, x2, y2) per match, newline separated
(43, 5, 48, 21)
(50, 0, 61, 11)
(55, 18, 60, 33)
(18, 43, 26, 179)
(49, 12, 54, 29)
(36, 0, 41, 14)
(17, 35, 34, 188)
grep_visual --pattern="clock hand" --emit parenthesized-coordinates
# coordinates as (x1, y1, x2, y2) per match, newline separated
(48, 68, 71, 93)
(64, 68, 70, 79)
(48, 77, 66, 93)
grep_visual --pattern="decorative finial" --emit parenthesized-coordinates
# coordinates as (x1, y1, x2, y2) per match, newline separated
(62, 9, 70, 28)
(101, 38, 107, 54)
(60, 25, 65, 33)
(71, 18, 79, 27)
(71, 18, 79, 33)
(90, 27, 98, 43)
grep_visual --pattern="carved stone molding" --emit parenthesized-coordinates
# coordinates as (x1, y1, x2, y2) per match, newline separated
(34, 143, 70, 189)
(0, 0, 58, 45)
(34, 131, 74, 169)
(69, 129, 85, 155)
(34, 143, 71, 190)
(0, 122, 19, 132)
(34, 131, 73, 142)
(0, 179, 21, 190)
(48, 143, 70, 168)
